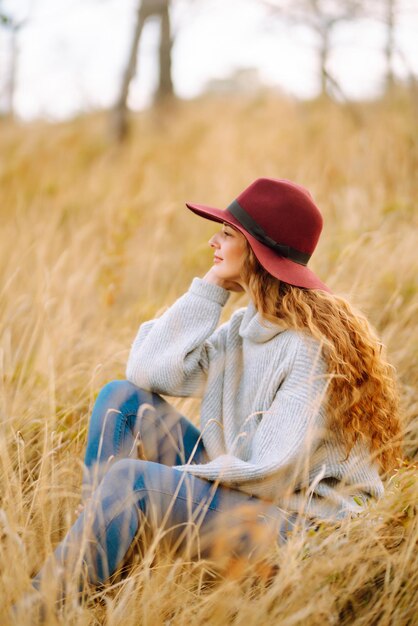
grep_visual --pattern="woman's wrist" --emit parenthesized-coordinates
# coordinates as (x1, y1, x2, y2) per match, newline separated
(189, 276, 231, 306)
(202, 268, 245, 293)
(202, 268, 224, 287)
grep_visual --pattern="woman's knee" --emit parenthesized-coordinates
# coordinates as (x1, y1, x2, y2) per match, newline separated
(102, 458, 149, 487)
(97, 459, 148, 502)
(96, 379, 149, 405)
(100, 459, 176, 501)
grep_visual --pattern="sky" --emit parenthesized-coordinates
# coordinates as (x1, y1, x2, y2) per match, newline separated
(1, 0, 418, 121)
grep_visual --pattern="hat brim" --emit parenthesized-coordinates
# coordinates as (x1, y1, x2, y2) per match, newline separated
(185, 201, 332, 293)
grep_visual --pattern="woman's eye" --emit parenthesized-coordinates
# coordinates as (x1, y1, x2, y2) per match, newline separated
(222, 231, 231, 237)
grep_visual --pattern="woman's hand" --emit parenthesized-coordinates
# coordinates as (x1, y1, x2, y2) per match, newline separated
(202, 268, 245, 293)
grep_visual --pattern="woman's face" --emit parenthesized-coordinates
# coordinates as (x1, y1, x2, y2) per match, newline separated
(208, 222, 248, 286)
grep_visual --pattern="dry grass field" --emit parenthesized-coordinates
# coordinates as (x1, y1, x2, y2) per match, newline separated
(0, 90, 417, 625)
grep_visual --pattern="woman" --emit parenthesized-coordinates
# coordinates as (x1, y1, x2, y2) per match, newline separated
(18, 178, 402, 612)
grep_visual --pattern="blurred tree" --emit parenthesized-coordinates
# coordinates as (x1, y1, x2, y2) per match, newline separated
(359, 0, 418, 96)
(383, 0, 396, 91)
(111, 0, 174, 142)
(0, 3, 26, 118)
(365, 0, 402, 93)
(155, 0, 174, 103)
(260, 0, 362, 99)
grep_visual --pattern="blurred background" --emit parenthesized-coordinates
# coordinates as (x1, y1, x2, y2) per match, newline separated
(1, 0, 418, 125)
(1, 2, 418, 624)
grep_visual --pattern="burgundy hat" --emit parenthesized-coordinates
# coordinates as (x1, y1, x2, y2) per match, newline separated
(185, 177, 331, 293)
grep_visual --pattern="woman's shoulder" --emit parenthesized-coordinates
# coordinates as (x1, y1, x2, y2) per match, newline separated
(280, 326, 324, 354)
(279, 328, 328, 379)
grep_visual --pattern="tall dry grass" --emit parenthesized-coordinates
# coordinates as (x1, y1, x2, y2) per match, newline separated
(0, 91, 417, 625)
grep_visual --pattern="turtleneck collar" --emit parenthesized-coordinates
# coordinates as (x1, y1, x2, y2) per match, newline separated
(238, 300, 286, 343)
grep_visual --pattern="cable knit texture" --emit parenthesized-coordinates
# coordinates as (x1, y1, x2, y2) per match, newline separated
(126, 277, 384, 521)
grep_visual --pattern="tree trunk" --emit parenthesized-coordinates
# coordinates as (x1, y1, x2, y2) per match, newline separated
(1, 16, 23, 119)
(5, 26, 18, 117)
(111, 1, 154, 142)
(384, 0, 396, 92)
(319, 25, 330, 97)
(154, 0, 174, 104)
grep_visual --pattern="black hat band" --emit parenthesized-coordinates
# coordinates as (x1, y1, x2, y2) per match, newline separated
(227, 199, 311, 266)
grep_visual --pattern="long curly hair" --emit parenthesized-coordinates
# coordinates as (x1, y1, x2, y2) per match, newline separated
(240, 244, 403, 474)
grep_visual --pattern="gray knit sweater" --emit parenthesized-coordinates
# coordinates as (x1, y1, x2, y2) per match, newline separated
(126, 277, 384, 521)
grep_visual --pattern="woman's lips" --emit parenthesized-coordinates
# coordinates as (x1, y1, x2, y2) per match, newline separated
(213, 256, 223, 263)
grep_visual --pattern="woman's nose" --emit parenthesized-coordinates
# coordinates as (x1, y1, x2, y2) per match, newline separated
(209, 234, 220, 248)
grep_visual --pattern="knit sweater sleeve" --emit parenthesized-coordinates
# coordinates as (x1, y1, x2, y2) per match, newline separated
(175, 337, 329, 485)
(125, 277, 231, 397)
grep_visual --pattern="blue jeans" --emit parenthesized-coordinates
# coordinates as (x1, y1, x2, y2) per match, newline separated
(33, 380, 296, 592)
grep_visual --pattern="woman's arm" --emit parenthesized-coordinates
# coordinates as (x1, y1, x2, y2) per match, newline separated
(125, 277, 232, 397)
